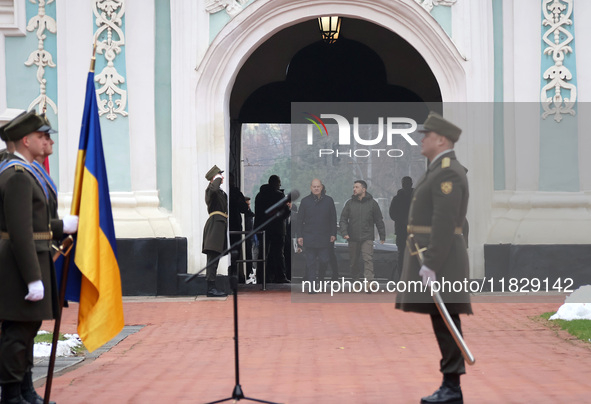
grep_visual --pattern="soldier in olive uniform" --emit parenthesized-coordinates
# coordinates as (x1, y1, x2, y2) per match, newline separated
(202, 165, 228, 297)
(395, 112, 471, 404)
(0, 110, 78, 404)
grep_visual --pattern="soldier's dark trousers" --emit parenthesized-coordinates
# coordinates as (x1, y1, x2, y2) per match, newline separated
(430, 313, 465, 376)
(0, 320, 42, 383)
(206, 251, 221, 282)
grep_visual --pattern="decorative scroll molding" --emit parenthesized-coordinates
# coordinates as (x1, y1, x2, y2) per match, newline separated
(541, 0, 576, 123)
(24, 0, 57, 114)
(205, 0, 247, 17)
(93, 0, 128, 120)
(415, 0, 457, 13)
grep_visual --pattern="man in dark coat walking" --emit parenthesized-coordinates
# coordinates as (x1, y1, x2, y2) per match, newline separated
(296, 179, 337, 285)
(202, 165, 228, 297)
(0, 110, 78, 404)
(389, 176, 413, 276)
(395, 112, 471, 404)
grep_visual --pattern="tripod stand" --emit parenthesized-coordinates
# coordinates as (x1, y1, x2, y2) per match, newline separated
(185, 211, 287, 404)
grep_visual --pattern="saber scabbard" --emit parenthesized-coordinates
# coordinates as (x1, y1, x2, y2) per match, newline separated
(407, 234, 476, 365)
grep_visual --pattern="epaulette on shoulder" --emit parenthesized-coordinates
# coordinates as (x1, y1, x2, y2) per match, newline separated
(441, 157, 451, 169)
(14, 165, 24, 172)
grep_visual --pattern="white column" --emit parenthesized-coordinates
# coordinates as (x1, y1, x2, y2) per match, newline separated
(126, 0, 157, 191)
(56, 0, 94, 193)
(575, 2, 591, 191)
(171, 0, 214, 273)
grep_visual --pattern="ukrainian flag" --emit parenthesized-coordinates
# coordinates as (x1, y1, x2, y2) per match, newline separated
(68, 68, 125, 353)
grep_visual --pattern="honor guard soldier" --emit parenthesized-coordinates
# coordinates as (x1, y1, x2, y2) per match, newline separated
(0, 110, 78, 404)
(395, 112, 472, 404)
(202, 165, 228, 297)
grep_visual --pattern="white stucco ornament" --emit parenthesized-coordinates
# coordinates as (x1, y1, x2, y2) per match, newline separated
(93, 0, 128, 120)
(205, 0, 247, 17)
(541, 0, 576, 123)
(414, 0, 457, 13)
(25, 0, 57, 114)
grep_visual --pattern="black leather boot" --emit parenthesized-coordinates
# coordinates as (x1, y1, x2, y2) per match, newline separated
(21, 371, 55, 404)
(207, 281, 227, 297)
(1, 383, 30, 404)
(420, 380, 463, 404)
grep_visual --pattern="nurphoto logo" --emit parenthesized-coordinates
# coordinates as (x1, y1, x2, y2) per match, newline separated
(304, 113, 419, 158)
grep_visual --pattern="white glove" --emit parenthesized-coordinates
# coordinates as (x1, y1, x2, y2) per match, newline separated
(213, 173, 223, 181)
(63, 215, 79, 234)
(25, 280, 44, 301)
(419, 265, 437, 288)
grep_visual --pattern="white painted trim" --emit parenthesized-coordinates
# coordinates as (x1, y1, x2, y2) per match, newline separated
(126, 0, 157, 191)
(0, 32, 6, 113)
(56, 0, 94, 194)
(0, 0, 26, 36)
(575, 2, 591, 191)
(489, 191, 591, 244)
(58, 191, 182, 238)
(513, 0, 541, 103)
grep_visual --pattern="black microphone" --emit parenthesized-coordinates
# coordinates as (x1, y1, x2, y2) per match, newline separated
(264, 190, 300, 216)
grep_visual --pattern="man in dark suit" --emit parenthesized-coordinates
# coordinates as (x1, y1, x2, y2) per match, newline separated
(389, 176, 413, 276)
(297, 179, 337, 285)
(202, 165, 228, 297)
(254, 175, 289, 284)
(395, 112, 471, 404)
(0, 110, 78, 404)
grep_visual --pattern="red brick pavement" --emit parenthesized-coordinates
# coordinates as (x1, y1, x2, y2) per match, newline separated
(40, 290, 591, 403)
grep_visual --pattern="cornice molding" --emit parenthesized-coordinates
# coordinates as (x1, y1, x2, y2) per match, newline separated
(0, 0, 26, 36)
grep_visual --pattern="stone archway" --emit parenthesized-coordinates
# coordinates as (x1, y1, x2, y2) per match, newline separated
(182, 0, 467, 272)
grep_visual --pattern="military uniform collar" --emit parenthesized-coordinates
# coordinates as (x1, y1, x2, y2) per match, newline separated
(428, 149, 455, 170)
(12, 150, 29, 163)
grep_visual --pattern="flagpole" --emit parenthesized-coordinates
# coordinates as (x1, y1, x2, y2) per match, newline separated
(44, 43, 96, 404)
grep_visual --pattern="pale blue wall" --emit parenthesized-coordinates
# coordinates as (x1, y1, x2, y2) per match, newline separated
(539, 1, 578, 191)
(492, 0, 505, 190)
(431, 5, 452, 37)
(155, 0, 172, 210)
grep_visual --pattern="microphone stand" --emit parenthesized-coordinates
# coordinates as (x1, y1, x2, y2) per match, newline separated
(185, 209, 288, 404)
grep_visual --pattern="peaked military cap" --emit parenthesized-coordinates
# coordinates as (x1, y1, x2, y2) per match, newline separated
(205, 165, 224, 181)
(0, 121, 10, 142)
(418, 111, 462, 143)
(2, 110, 56, 141)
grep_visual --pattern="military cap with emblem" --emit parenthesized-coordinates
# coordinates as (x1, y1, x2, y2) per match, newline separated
(418, 111, 462, 143)
(2, 110, 56, 142)
(205, 165, 224, 181)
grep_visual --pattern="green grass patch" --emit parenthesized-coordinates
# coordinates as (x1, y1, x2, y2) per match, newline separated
(540, 312, 591, 344)
(34, 332, 66, 344)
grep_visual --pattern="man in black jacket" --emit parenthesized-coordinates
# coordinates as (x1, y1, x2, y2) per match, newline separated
(339, 180, 386, 282)
(297, 179, 337, 285)
(389, 176, 413, 274)
(254, 175, 289, 283)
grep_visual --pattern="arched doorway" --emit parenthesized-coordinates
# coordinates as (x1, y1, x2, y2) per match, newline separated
(186, 0, 466, 272)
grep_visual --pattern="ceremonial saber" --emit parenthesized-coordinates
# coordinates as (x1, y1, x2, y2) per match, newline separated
(407, 234, 475, 365)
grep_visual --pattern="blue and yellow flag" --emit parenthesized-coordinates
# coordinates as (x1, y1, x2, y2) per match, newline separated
(68, 69, 124, 353)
